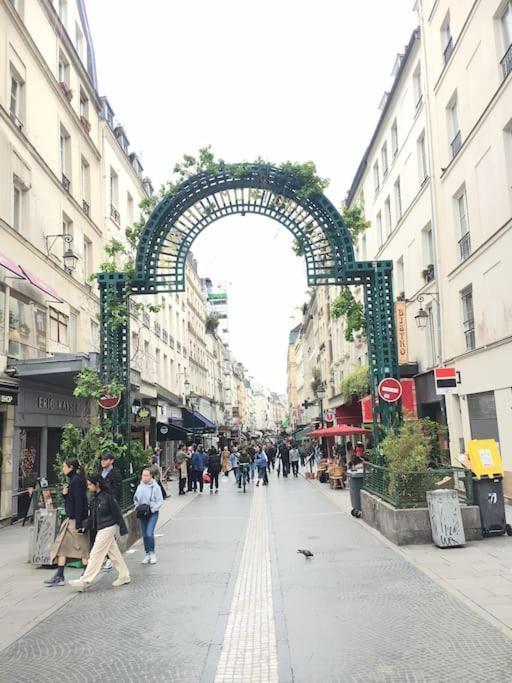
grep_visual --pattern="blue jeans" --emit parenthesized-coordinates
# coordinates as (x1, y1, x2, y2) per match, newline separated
(139, 511, 159, 554)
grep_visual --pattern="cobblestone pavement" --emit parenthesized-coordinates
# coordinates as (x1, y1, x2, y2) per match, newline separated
(2, 472, 512, 682)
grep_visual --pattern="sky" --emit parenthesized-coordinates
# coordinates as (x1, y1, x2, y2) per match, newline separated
(86, 0, 417, 394)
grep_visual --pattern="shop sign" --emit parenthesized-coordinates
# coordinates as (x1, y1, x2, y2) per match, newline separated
(395, 301, 408, 364)
(36, 395, 79, 414)
(99, 395, 121, 410)
(434, 367, 458, 395)
(137, 407, 150, 419)
(0, 390, 17, 405)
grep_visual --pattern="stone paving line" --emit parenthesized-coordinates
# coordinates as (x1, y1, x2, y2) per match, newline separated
(0, 487, 197, 653)
(304, 471, 512, 640)
(214, 486, 278, 683)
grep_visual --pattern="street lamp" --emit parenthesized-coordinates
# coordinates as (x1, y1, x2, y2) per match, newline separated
(414, 305, 429, 329)
(316, 383, 327, 457)
(45, 233, 79, 274)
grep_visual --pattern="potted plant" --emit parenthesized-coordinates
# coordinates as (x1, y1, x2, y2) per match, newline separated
(80, 115, 91, 133)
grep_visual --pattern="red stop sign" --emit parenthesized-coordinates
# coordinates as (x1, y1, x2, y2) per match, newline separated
(378, 378, 402, 403)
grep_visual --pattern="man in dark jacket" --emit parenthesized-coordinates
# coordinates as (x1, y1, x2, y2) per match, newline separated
(99, 454, 122, 571)
(99, 454, 122, 502)
(278, 442, 290, 478)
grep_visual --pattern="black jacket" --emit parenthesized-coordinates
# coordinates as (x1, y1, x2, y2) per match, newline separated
(90, 490, 128, 535)
(207, 453, 221, 473)
(64, 472, 88, 529)
(279, 445, 290, 463)
(101, 466, 122, 502)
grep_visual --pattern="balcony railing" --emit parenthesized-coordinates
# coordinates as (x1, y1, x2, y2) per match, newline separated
(463, 319, 475, 351)
(110, 204, 120, 225)
(443, 36, 454, 65)
(61, 174, 71, 193)
(82, 200, 90, 216)
(169, 335, 175, 349)
(458, 231, 471, 261)
(161, 329, 168, 344)
(501, 43, 512, 80)
(154, 321, 161, 337)
(451, 130, 462, 158)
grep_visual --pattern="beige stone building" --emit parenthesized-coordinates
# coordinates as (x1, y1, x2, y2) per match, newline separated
(418, 0, 512, 493)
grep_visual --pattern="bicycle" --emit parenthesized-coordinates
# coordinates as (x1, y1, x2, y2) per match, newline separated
(239, 465, 250, 493)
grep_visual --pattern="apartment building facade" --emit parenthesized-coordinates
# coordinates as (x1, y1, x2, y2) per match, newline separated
(418, 0, 512, 493)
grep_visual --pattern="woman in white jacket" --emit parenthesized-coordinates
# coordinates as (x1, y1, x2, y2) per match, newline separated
(133, 468, 164, 564)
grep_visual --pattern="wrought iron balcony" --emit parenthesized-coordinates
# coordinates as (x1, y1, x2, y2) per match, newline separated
(501, 43, 512, 80)
(177, 341, 182, 353)
(459, 232, 471, 261)
(61, 174, 71, 193)
(463, 319, 475, 351)
(162, 329, 168, 344)
(169, 335, 175, 349)
(154, 321, 161, 337)
(443, 37, 454, 65)
(451, 130, 462, 158)
(110, 204, 120, 225)
(82, 200, 90, 216)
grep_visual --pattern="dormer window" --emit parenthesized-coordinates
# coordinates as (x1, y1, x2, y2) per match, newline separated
(129, 152, 144, 176)
(100, 96, 115, 129)
(114, 126, 129, 154)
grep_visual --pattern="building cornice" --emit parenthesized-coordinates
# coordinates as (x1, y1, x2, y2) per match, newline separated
(446, 217, 512, 282)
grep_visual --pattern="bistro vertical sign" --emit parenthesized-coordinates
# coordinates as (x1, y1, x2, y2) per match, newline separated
(395, 300, 408, 364)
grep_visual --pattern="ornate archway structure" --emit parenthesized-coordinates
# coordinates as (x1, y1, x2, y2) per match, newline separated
(98, 164, 401, 459)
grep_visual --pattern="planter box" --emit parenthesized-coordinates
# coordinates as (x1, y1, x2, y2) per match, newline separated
(361, 490, 482, 545)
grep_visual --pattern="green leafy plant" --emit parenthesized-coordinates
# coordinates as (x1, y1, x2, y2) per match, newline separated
(342, 203, 371, 244)
(73, 367, 124, 400)
(331, 287, 367, 342)
(206, 313, 220, 333)
(310, 367, 323, 396)
(340, 365, 370, 401)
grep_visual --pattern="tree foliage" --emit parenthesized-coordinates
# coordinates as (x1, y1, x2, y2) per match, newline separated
(331, 287, 367, 342)
(340, 365, 370, 401)
(310, 367, 323, 396)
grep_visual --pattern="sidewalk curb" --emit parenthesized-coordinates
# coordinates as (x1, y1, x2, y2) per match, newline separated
(301, 472, 512, 642)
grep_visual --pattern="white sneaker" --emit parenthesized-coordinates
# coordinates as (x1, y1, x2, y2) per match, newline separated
(149, 553, 157, 565)
(101, 559, 113, 572)
(141, 555, 151, 565)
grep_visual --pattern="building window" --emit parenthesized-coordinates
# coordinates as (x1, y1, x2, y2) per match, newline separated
(75, 22, 84, 61)
(391, 119, 398, 158)
(418, 132, 428, 183)
(422, 223, 434, 267)
(58, 51, 70, 85)
(394, 177, 402, 222)
(127, 192, 134, 224)
(441, 13, 453, 64)
(413, 63, 422, 106)
(8, 294, 47, 360)
(110, 168, 119, 224)
(448, 96, 461, 158)
(384, 196, 392, 236)
(381, 143, 388, 177)
(376, 211, 383, 247)
(460, 285, 475, 351)
(80, 157, 90, 213)
(456, 188, 471, 260)
(60, 125, 71, 189)
(12, 181, 24, 231)
(68, 312, 77, 352)
(90, 319, 99, 352)
(83, 236, 92, 283)
(58, 0, 68, 26)
(373, 161, 380, 194)
(501, 1, 512, 78)
(79, 88, 90, 128)
(396, 256, 405, 296)
(9, 69, 24, 127)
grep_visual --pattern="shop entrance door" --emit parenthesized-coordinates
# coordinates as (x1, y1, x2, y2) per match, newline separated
(18, 427, 41, 519)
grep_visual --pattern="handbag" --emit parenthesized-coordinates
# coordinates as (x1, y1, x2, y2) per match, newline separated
(136, 503, 151, 519)
(203, 472, 211, 483)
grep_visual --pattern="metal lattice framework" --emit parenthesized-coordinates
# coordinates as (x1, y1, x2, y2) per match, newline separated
(98, 164, 401, 462)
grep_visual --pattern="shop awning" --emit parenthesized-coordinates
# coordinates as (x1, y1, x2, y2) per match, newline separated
(182, 407, 217, 433)
(0, 252, 24, 278)
(20, 267, 62, 302)
(157, 422, 190, 441)
(308, 425, 371, 438)
(293, 424, 315, 440)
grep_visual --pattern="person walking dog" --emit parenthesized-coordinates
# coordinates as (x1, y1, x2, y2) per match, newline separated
(69, 474, 130, 591)
(134, 468, 164, 564)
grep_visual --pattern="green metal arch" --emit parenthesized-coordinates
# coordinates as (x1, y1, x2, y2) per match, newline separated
(132, 164, 358, 293)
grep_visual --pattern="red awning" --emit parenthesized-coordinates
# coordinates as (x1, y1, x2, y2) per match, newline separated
(0, 252, 24, 279)
(20, 267, 62, 302)
(308, 424, 371, 438)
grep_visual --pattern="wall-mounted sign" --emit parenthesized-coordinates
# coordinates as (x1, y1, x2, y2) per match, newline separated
(99, 395, 121, 410)
(137, 407, 150, 419)
(0, 390, 17, 405)
(378, 378, 403, 403)
(434, 367, 458, 395)
(395, 301, 409, 364)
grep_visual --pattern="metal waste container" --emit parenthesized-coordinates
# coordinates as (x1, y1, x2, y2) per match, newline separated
(348, 469, 364, 518)
(427, 489, 465, 548)
(473, 477, 511, 537)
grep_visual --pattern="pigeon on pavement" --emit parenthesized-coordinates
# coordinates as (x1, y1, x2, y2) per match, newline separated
(297, 549, 314, 558)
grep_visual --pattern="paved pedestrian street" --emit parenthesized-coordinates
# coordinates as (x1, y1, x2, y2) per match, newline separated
(2, 475, 512, 682)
